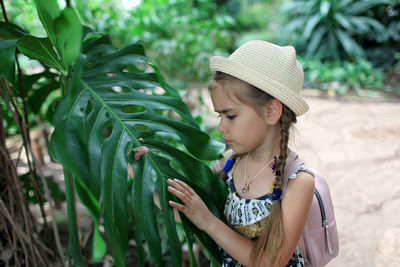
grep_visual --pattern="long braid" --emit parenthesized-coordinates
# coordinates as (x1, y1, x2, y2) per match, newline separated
(251, 105, 296, 267)
(274, 105, 296, 190)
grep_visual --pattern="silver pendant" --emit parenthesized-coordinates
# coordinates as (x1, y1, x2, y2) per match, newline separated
(242, 183, 249, 194)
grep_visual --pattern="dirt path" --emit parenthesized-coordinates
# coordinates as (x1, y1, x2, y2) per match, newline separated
(294, 93, 400, 267)
(198, 89, 400, 266)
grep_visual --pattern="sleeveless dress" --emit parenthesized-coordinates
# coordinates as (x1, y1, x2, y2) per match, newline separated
(221, 157, 313, 267)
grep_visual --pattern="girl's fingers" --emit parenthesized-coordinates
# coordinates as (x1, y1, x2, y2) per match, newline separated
(133, 146, 148, 160)
(167, 185, 189, 202)
(168, 200, 186, 213)
(167, 179, 193, 199)
(172, 179, 196, 196)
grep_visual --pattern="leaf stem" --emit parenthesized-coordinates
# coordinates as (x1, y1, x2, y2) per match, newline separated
(0, 0, 9, 22)
(64, 171, 85, 266)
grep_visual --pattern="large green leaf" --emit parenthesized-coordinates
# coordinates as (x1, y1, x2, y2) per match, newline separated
(336, 29, 365, 57)
(33, 1, 82, 68)
(303, 13, 322, 40)
(17, 36, 67, 74)
(49, 36, 226, 266)
(346, 0, 390, 15)
(0, 22, 29, 39)
(0, 39, 17, 83)
(34, 0, 60, 48)
(307, 26, 326, 56)
(52, 8, 83, 66)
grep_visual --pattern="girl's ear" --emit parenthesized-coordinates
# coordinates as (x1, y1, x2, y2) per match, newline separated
(264, 99, 283, 125)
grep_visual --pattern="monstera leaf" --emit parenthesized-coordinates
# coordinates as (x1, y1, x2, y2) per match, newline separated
(49, 32, 227, 266)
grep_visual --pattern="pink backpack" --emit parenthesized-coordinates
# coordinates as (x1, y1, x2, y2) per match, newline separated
(283, 152, 339, 267)
(215, 152, 339, 266)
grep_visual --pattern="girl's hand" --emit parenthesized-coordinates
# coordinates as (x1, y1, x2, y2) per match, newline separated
(133, 146, 148, 160)
(133, 138, 148, 160)
(167, 179, 215, 231)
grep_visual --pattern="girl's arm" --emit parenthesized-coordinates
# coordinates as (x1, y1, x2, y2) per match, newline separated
(167, 171, 314, 267)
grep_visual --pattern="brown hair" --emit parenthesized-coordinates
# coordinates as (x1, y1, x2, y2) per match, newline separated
(209, 72, 297, 266)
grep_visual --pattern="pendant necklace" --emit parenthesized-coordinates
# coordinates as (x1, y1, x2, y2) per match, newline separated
(242, 152, 275, 194)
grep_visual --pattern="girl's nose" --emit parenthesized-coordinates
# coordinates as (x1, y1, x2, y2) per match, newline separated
(217, 120, 226, 134)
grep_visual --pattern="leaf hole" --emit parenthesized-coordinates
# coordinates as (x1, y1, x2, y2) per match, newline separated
(105, 112, 110, 118)
(127, 163, 134, 180)
(154, 86, 166, 95)
(121, 105, 146, 114)
(150, 169, 157, 182)
(110, 86, 132, 94)
(154, 131, 180, 142)
(102, 121, 113, 139)
(155, 109, 182, 121)
(85, 100, 93, 116)
(133, 124, 149, 132)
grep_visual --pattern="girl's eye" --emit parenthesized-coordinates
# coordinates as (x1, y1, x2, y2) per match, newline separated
(216, 114, 236, 120)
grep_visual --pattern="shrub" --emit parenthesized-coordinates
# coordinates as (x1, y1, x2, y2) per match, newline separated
(282, 0, 391, 60)
(300, 57, 385, 95)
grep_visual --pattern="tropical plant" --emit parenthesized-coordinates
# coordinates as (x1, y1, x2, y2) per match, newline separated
(362, 0, 400, 69)
(1, 0, 228, 266)
(282, 0, 391, 59)
(119, 0, 237, 86)
(1, 1, 69, 266)
(300, 57, 385, 95)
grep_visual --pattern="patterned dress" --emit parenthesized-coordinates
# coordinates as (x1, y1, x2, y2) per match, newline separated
(221, 158, 313, 267)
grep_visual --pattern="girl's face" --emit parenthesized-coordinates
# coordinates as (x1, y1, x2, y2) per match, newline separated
(210, 86, 272, 154)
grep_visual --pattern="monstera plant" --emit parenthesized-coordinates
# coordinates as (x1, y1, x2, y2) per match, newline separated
(0, 0, 227, 266)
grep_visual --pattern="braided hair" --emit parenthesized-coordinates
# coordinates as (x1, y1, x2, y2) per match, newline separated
(252, 104, 296, 266)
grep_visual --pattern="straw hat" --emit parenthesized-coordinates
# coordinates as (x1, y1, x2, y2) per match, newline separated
(210, 40, 309, 116)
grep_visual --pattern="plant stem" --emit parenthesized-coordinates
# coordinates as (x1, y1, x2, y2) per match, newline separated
(0, 78, 48, 229)
(0, 0, 9, 22)
(64, 171, 85, 266)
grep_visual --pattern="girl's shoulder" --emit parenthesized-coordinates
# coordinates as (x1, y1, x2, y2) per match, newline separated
(212, 150, 236, 177)
(214, 150, 235, 169)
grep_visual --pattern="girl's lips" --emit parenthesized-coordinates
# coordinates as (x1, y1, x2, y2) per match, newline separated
(224, 139, 232, 144)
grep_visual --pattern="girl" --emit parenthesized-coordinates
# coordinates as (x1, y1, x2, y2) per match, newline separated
(135, 40, 315, 267)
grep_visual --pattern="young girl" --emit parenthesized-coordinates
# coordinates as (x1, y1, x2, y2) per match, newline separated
(135, 40, 315, 267)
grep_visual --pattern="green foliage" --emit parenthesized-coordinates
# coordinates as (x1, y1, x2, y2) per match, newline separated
(300, 57, 385, 95)
(3, 0, 228, 266)
(19, 172, 66, 204)
(234, 0, 286, 45)
(282, 0, 391, 59)
(121, 0, 237, 86)
(363, 0, 400, 69)
(0, 22, 62, 137)
(0, 39, 17, 82)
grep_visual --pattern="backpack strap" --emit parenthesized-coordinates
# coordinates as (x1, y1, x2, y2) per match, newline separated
(281, 152, 308, 261)
(281, 151, 305, 198)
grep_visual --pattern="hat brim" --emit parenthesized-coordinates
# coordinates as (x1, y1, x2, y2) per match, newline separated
(210, 56, 309, 116)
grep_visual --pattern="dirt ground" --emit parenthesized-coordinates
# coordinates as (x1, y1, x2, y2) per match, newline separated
(198, 88, 400, 267)
(295, 92, 400, 267)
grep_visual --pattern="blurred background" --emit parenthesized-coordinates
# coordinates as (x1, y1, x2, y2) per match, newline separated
(2, 0, 400, 266)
